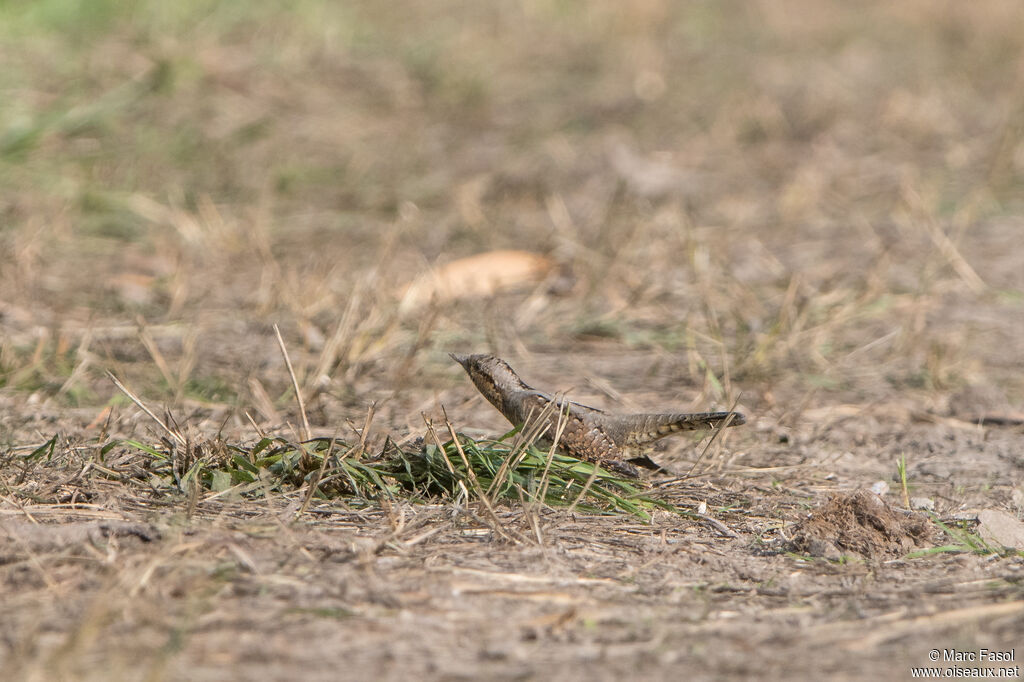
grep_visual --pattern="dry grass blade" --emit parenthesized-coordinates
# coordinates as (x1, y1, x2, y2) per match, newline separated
(299, 402, 377, 515)
(422, 414, 458, 477)
(536, 396, 571, 507)
(348, 401, 377, 456)
(693, 512, 738, 538)
(106, 371, 186, 447)
(565, 466, 601, 516)
(274, 323, 311, 442)
(2, 4, 1022, 678)
(684, 395, 744, 478)
(441, 408, 525, 543)
(485, 399, 557, 498)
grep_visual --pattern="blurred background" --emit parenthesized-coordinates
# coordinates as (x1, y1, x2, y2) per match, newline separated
(1, 0, 1023, 439)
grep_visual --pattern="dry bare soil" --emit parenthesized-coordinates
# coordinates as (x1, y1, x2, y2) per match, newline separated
(1, 1, 1023, 680)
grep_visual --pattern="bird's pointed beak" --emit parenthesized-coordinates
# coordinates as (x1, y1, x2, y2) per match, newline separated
(449, 352, 469, 367)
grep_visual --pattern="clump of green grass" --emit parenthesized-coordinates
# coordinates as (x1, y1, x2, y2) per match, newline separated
(379, 431, 675, 520)
(113, 430, 676, 521)
(120, 435, 393, 501)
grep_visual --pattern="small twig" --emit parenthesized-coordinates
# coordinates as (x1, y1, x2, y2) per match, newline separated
(422, 414, 457, 476)
(346, 401, 377, 456)
(274, 324, 311, 442)
(566, 464, 601, 516)
(684, 394, 743, 478)
(695, 512, 738, 538)
(536, 395, 571, 507)
(243, 411, 266, 441)
(441, 408, 523, 544)
(487, 400, 556, 498)
(107, 371, 186, 447)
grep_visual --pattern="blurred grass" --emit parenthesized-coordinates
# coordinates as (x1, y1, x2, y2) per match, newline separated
(1, 0, 1023, 415)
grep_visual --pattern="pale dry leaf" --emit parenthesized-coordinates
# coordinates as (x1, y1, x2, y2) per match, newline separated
(398, 250, 554, 313)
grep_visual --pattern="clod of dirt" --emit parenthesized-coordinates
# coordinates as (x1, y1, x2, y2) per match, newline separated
(788, 491, 936, 561)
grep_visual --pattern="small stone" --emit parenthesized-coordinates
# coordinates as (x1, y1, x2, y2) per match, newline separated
(870, 480, 890, 496)
(977, 509, 1024, 550)
(910, 497, 935, 512)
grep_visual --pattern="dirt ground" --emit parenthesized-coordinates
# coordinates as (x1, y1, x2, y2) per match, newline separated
(2, 1, 1023, 680)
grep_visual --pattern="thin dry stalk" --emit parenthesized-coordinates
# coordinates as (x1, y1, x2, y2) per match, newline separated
(107, 371, 186, 447)
(346, 401, 377, 457)
(0, 473, 42, 524)
(312, 287, 362, 386)
(406, 303, 440, 367)
(175, 325, 199, 403)
(274, 324, 311, 442)
(186, 473, 200, 520)
(534, 396, 572, 507)
(441, 410, 524, 544)
(422, 414, 457, 476)
(248, 377, 281, 425)
(486, 401, 556, 497)
(521, 493, 544, 545)
(902, 184, 987, 294)
(684, 396, 744, 478)
(243, 411, 266, 441)
(566, 462, 601, 515)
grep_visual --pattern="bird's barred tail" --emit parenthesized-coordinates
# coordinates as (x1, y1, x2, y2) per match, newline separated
(622, 411, 745, 446)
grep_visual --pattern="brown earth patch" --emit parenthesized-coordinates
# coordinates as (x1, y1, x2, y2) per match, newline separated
(788, 490, 938, 560)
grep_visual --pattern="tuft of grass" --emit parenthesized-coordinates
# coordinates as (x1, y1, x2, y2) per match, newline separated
(379, 431, 677, 521)
(117, 435, 390, 500)
(100, 368, 684, 521)
(108, 429, 678, 521)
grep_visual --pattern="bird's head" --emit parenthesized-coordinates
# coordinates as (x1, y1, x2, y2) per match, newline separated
(449, 353, 531, 409)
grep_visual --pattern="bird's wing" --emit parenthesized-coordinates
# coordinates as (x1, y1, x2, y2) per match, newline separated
(514, 392, 641, 478)
(520, 390, 609, 417)
(610, 411, 745, 447)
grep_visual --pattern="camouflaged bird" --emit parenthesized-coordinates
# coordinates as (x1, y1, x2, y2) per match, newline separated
(450, 353, 745, 477)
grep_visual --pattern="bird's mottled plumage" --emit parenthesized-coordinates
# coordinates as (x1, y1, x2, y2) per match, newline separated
(450, 353, 745, 477)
